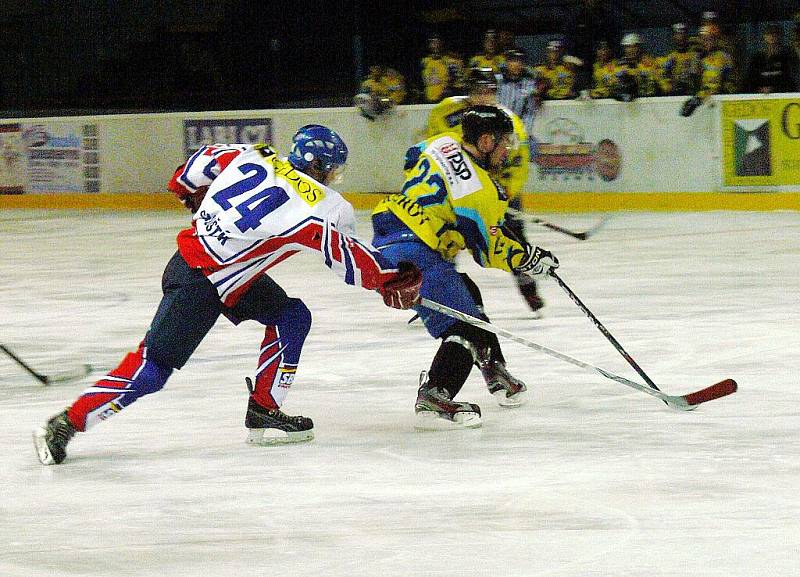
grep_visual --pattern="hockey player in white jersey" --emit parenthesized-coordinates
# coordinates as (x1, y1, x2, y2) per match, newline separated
(33, 124, 422, 465)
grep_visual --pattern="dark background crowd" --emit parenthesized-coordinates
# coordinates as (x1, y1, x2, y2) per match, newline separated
(0, 0, 798, 116)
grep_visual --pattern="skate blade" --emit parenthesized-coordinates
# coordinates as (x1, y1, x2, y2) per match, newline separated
(493, 389, 528, 408)
(32, 427, 56, 465)
(246, 428, 314, 446)
(414, 410, 482, 431)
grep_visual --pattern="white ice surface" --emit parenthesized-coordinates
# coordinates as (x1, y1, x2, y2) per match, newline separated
(1, 209, 798, 577)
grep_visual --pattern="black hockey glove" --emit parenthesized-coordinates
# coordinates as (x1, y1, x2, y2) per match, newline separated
(513, 245, 559, 277)
(380, 262, 422, 309)
(680, 96, 703, 117)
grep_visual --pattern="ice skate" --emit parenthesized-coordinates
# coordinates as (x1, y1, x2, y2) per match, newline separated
(245, 397, 314, 445)
(33, 410, 77, 465)
(479, 359, 528, 407)
(414, 372, 482, 430)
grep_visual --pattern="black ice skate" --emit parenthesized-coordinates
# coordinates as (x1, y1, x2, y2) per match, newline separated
(479, 359, 528, 407)
(414, 372, 482, 430)
(33, 410, 77, 465)
(244, 384, 314, 445)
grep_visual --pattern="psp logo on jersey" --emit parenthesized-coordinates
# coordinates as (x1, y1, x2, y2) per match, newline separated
(443, 148, 473, 181)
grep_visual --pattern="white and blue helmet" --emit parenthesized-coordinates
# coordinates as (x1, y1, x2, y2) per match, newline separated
(288, 124, 348, 174)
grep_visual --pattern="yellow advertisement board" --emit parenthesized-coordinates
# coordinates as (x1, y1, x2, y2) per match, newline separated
(721, 98, 800, 188)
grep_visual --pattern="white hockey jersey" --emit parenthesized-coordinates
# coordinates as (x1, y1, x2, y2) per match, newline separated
(173, 144, 396, 306)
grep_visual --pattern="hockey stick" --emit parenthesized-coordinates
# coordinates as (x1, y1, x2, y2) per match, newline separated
(1, 344, 92, 385)
(508, 209, 608, 241)
(548, 271, 664, 395)
(419, 298, 737, 411)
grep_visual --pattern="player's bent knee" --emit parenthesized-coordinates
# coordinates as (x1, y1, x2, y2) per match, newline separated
(283, 298, 312, 336)
(132, 359, 173, 397)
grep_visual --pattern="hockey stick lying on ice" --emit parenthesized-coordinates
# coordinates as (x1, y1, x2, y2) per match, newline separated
(508, 209, 608, 241)
(1, 344, 92, 385)
(419, 298, 736, 411)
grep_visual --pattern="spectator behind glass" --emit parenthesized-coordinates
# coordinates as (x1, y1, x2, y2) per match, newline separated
(354, 64, 407, 121)
(469, 29, 505, 75)
(743, 24, 799, 94)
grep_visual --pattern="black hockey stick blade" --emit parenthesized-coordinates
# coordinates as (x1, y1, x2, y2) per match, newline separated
(1, 344, 91, 385)
(1, 344, 48, 384)
(508, 209, 608, 241)
(44, 364, 93, 385)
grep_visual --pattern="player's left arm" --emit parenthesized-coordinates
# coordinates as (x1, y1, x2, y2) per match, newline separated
(314, 219, 421, 309)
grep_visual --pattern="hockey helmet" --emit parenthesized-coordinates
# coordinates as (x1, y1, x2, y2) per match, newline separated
(699, 23, 720, 38)
(288, 124, 348, 176)
(621, 33, 641, 46)
(462, 105, 514, 147)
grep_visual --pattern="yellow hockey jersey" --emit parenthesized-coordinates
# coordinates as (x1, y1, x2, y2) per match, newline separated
(372, 133, 528, 272)
(658, 49, 697, 95)
(425, 96, 529, 198)
(697, 50, 735, 98)
(421, 55, 451, 103)
(468, 53, 505, 75)
(533, 63, 577, 99)
(591, 60, 622, 98)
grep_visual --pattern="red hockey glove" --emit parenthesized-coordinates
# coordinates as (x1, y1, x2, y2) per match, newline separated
(379, 262, 422, 309)
(168, 163, 208, 213)
(179, 186, 208, 213)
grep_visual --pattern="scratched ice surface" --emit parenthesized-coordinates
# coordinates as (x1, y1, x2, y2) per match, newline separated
(1, 209, 798, 577)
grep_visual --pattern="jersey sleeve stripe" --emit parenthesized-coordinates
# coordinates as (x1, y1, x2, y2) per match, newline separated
(179, 147, 211, 190)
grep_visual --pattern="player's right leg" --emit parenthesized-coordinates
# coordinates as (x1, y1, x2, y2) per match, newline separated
(379, 242, 485, 429)
(226, 276, 314, 445)
(460, 272, 528, 407)
(34, 252, 222, 465)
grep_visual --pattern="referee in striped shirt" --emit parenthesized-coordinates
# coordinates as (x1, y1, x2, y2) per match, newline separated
(497, 48, 546, 315)
(497, 49, 538, 150)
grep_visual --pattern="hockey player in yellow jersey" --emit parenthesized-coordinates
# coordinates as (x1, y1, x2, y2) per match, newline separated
(680, 23, 735, 117)
(354, 64, 407, 120)
(533, 40, 578, 100)
(421, 35, 454, 103)
(468, 30, 505, 75)
(427, 67, 545, 315)
(616, 33, 662, 99)
(590, 40, 621, 98)
(658, 23, 697, 96)
(372, 106, 559, 428)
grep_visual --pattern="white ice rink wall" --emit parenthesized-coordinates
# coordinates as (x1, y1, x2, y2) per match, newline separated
(1, 94, 798, 211)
